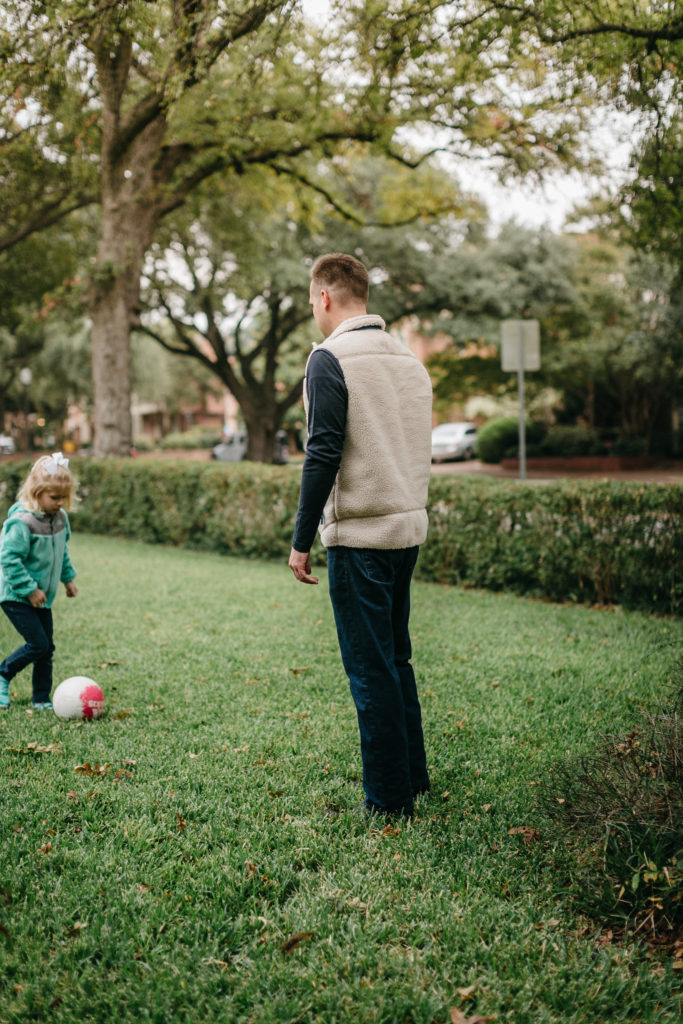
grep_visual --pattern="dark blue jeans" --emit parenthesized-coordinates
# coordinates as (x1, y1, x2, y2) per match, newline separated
(327, 546, 429, 816)
(1, 601, 55, 702)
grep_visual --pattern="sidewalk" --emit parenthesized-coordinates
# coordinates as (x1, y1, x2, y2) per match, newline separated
(431, 458, 683, 484)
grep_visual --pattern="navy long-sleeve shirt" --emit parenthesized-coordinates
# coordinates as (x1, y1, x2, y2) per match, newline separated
(292, 348, 347, 552)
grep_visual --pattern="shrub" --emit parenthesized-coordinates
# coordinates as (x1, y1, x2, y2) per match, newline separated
(612, 435, 649, 457)
(159, 426, 223, 450)
(540, 424, 603, 457)
(422, 475, 683, 614)
(541, 680, 683, 940)
(477, 416, 544, 463)
(1, 459, 681, 614)
(132, 436, 156, 452)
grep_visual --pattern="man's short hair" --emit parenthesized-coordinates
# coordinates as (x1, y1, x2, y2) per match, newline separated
(311, 253, 370, 304)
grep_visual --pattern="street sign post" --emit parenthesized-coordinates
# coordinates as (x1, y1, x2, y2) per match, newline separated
(500, 320, 540, 481)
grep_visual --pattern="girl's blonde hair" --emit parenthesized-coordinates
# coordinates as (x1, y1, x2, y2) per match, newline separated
(17, 454, 76, 512)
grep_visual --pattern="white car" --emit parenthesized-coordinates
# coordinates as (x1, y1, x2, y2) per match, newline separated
(431, 422, 478, 462)
(0, 434, 16, 454)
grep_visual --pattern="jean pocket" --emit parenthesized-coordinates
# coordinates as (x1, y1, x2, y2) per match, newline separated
(359, 549, 395, 585)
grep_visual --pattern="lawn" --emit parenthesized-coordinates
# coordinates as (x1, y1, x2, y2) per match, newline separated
(1, 533, 681, 1024)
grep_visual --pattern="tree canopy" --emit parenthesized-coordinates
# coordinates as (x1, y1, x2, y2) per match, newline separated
(2, 1, 681, 455)
(1, 0, 602, 455)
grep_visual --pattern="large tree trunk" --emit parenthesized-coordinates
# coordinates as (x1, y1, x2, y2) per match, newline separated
(89, 23, 167, 457)
(90, 117, 166, 456)
(90, 261, 136, 457)
(242, 402, 279, 463)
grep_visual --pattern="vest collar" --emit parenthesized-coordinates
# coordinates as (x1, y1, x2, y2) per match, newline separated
(324, 314, 386, 344)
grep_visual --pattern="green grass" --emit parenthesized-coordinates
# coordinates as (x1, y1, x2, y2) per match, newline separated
(1, 534, 681, 1024)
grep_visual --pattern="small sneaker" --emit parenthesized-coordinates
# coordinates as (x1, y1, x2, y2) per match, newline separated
(0, 675, 10, 708)
(31, 700, 53, 711)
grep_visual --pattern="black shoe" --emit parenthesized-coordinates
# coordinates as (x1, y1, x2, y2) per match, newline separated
(365, 800, 413, 821)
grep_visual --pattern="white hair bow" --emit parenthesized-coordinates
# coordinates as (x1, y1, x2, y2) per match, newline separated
(45, 452, 69, 475)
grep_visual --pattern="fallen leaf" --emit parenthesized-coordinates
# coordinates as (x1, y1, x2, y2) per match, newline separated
(38, 842, 52, 855)
(203, 957, 230, 971)
(508, 826, 540, 845)
(281, 931, 315, 953)
(74, 762, 111, 776)
(67, 791, 78, 801)
(176, 813, 187, 831)
(289, 666, 310, 676)
(450, 1013, 494, 1024)
(457, 985, 477, 999)
(189, 752, 200, 760)
(13, 742, 62, 755)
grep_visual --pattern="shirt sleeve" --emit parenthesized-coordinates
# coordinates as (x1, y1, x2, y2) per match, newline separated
(292, 348, 347, 553)
(60, 512, 77, 584)
(0, 520, 37, 598)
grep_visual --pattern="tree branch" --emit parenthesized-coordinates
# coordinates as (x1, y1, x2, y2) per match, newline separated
(487, 2, 683, 44)
(0, 191, 97, 253)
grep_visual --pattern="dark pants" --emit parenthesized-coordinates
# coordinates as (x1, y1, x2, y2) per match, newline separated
(1, 601, 55, 702)
(327, 546, 429, 816)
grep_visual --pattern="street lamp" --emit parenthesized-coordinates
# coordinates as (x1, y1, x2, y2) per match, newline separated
(19, 367, 32, 456)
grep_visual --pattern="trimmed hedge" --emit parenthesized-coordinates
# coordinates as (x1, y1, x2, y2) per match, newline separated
(421, 476, 683, 614)
(0, 458, 681, 614)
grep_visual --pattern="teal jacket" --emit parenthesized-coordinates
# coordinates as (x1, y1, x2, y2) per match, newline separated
(0, 502, 77, 608)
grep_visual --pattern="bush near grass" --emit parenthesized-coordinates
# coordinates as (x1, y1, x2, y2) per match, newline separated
(421, 476, 683, 615)
(0, 459, 681, 614)
(542, 678, 683, 943)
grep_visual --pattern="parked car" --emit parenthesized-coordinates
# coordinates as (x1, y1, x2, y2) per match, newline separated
(0, 434, 16, 454)
(211, 430, 289, 465)
(212, 432, 248, 462)
(431, 422, 478, 462)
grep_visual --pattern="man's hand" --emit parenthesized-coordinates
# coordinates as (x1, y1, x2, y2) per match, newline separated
(289, 548, 319, 585)
(65, 581, 78, 598)
(29, 588, 47, 608)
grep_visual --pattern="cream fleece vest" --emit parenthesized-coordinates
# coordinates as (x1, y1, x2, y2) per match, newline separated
(305, 314, 433, 549)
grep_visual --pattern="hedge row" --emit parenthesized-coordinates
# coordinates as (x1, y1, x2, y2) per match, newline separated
(420, 475, 682, 614)
(0, 458, 681, 614)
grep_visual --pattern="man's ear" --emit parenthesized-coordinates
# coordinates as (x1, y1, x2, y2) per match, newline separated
(321, 288, 332, 310)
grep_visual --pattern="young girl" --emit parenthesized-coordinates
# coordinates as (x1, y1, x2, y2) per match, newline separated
(0, 453, 78, 710)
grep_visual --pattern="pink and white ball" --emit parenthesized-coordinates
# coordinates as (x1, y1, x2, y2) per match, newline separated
(53, 676, 105, 720)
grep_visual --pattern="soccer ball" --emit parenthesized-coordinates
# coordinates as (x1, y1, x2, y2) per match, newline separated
(53, 676, 105, 720)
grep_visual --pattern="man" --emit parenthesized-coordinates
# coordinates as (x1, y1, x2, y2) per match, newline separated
(289, 253, 433, 819)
